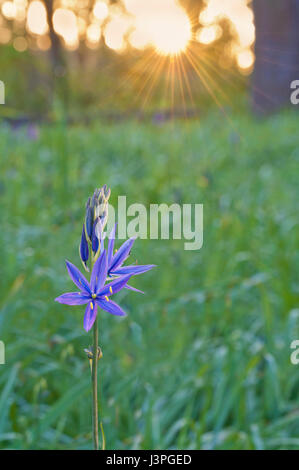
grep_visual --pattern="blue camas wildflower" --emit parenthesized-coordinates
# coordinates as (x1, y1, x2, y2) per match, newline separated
(55, 251, 131, 331)
(54, 185, 156, 450)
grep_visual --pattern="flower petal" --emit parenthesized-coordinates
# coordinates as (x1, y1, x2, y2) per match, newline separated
(125, 284, 144, 294)
(100, 236, 105, 254)
(91, 250, 108, 293)
(108, 223, 116, 266)
(65, 260, 91, 295)
(96, 298, 126, 317)
(112, 264, 156, 276)
(98, 274, 131, 297)
(109, 237, 135, 272)
(55, 292, 90, 306)
(83, 301, 98, 332)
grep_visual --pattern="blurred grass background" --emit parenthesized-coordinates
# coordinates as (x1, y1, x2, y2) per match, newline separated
(0, 109, 298, 449)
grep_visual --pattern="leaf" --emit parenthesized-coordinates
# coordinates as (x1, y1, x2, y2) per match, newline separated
(0, 363, 20, 433)
(31, 377, 90, 442)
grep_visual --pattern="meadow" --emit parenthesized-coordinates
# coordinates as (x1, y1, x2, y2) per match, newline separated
(0, 109, 298, 449)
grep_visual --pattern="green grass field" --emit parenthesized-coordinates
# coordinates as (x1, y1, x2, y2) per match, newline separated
(0, 109, 298, 449)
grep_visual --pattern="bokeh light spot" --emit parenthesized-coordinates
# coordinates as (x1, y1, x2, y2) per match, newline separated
(27, 1, 48, 36)
(93, 1, 109, 22)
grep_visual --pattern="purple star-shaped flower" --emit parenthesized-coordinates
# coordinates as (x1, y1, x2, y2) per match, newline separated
(107, 224, 156, 292)
(55, 250, 131, 332)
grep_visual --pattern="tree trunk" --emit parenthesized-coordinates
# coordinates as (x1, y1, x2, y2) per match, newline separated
(44, 0, 69, 113)
(251, 0, 299, 114)
(44, 0, 63, 70)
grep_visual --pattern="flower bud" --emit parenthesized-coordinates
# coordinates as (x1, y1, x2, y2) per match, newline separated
(84, 346, 103, 360)
(85, 202, 93, 243)
(92, 217, 101, 254)
(80, 184, 111, 258)
(84, 186, 110, 252)
(79, 223, 89, 271)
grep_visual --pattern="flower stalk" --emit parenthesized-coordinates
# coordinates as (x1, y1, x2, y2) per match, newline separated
(87, 187, 110, 451)
(55, 185, 155, 450)
(92, 314, 99, 450)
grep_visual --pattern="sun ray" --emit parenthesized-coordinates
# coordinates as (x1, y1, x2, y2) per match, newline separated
(187, 48, 228, 107)
(184, 47, 242, 139)
(141, 55, 168, 109)
(134, 53, 167, 105)
(175, 56, 187, 118)
(179, 53, 196, 110)
(189, 45, 238, 107)
(192, 43, 279, 111)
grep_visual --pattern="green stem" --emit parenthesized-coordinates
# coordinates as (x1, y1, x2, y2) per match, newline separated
(92, 316, 99, 450)
(90, 252, 99, 450)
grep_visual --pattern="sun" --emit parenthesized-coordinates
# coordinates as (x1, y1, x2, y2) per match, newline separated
(151, 6, 192, 56)
(125, 0, 192, 56)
